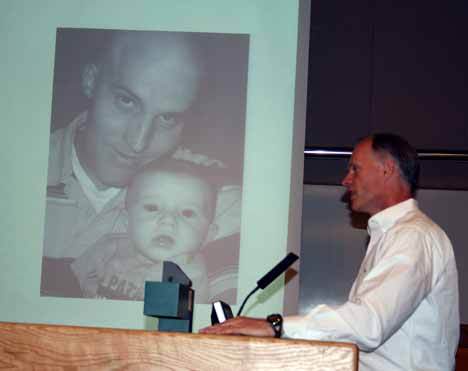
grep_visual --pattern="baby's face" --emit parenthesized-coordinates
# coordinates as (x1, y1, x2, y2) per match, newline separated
(127, 170, 215, 262)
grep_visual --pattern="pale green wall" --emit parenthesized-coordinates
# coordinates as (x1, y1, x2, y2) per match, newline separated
(0, 0, 305, 331)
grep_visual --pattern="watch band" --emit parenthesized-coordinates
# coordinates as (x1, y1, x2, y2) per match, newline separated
(266, 313, 283, 338)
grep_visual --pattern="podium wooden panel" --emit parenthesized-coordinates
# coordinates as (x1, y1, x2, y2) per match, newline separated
(0, 321, 358, 370)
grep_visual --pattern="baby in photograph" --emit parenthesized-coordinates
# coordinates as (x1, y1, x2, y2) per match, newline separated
(71, 158, 219, 303)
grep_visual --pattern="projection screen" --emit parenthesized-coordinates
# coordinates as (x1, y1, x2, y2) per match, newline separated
(0, 0, 309, 330)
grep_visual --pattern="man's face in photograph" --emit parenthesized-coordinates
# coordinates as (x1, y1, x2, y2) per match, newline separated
(76, 32, 202, 188)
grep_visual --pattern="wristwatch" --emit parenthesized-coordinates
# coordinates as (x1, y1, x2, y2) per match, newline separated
(266, 313, 283, 338)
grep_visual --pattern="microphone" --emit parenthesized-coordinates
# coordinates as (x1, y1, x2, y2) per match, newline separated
(210, 252, 299, 324)
(256, 252, 299, 290)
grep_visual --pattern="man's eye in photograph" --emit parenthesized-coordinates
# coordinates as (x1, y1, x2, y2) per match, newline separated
(155, 113, 178, 130)
(115, 94, 137, 110)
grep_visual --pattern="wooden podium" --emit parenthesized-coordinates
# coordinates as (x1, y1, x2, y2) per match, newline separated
(0, 321, 358, 370)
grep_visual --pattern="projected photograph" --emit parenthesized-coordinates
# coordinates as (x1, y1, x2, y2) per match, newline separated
(41, 28, 249, 304)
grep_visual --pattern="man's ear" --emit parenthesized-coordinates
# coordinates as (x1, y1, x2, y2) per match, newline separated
(81, 63, 99, 98)
(205, 222, 219, 244)
(382, 157, 397, 181)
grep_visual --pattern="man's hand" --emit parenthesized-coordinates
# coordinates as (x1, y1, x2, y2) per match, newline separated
(199, 316, 275, 337)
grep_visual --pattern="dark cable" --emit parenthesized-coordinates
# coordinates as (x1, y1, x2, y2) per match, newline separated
(236, 286, 259, 317)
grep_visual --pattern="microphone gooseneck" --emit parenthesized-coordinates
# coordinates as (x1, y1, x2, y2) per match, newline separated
(236, 286, 259, 316)
(236, 252, 299, 317)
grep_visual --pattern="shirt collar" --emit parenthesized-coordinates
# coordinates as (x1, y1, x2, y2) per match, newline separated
(367, 198, 418, 235)
(72, 141, 121, 213)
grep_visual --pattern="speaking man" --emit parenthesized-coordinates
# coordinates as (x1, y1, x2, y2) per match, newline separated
(202, 133, 459, 371)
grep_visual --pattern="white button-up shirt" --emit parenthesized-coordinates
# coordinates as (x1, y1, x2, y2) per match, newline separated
(284, 199, 459, 371)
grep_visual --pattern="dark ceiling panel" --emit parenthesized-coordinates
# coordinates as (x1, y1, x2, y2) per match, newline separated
(305, 0, 373, 148)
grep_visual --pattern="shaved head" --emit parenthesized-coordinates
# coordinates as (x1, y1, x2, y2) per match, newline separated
(103, 31, 204, 96)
